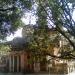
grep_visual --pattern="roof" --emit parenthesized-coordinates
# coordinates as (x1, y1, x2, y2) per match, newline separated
(10, 37, 30, 50)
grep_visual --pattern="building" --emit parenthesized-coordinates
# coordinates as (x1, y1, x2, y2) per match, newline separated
(1, 25, 75, 74)
(6, 37, 34, 73)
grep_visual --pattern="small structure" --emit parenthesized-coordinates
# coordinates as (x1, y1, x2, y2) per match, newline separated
(7, 37, 34, 73)
(7, 51, 33, 73)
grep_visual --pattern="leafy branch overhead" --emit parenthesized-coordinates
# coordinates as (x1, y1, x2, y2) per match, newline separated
(0, 0, 32, 38)
(36, 0, 75, 56)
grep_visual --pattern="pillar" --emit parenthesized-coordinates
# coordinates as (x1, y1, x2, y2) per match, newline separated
(17, 55, 19, 72)
(21, 53, 25, 72)
(9, 56, 11, 72)
(13, 56, 14, 72)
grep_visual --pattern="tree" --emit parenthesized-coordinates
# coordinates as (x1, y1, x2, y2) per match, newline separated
(29, 3, 49, 53)
(0, 44, 11, 55)
(36, 0, 75, 58)
(0, 0, 32, 39)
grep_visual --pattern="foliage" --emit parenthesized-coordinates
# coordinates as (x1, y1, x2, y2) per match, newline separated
(36, 0, 75, 58)
(28, 4, 49, 54)
(27, 2, 60, 58)
(0, 44, 11, 55)
(0, 0, 32, 39)
(28, 27, 60, 57)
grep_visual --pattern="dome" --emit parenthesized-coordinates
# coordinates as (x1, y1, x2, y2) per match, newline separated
(11, 37, 28, 50)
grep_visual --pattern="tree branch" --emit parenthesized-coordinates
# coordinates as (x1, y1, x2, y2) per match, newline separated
(46, 52, 75, 59)
(0, 7, 16, 11)
(39, 1, 75, 54)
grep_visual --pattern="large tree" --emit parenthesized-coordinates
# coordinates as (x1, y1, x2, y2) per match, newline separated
(35, 0, 75, 58)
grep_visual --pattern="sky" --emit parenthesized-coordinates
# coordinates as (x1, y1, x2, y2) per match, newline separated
(6, 28, 22, 41)
(72, 10, 75, 21)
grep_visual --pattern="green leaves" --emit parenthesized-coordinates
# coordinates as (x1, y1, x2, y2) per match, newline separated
(20, 0, 32, 10)
(0, 44, 11, 55)
(0, 0, 32, 39)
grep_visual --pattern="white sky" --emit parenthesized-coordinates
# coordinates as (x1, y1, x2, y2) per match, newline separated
(6, 28, 22, 41)
(72, 10, 75, 21)
(22, 13, 37, 25)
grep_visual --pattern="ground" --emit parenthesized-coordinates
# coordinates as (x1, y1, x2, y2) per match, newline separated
(0, 73, 50, 75)
(0, 73, 74, 75)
